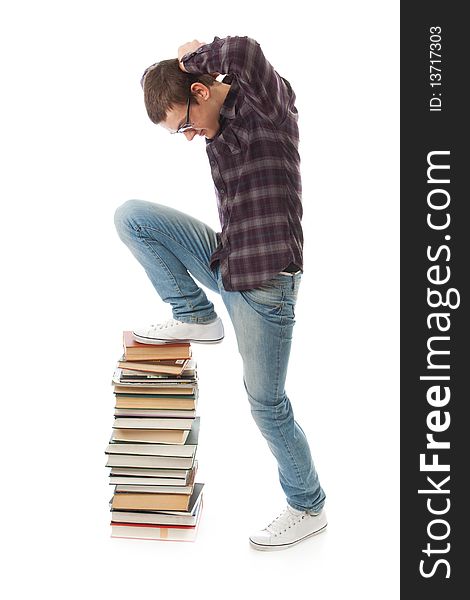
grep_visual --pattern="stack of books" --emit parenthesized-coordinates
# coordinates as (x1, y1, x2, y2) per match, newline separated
(105, 331, 204, 541)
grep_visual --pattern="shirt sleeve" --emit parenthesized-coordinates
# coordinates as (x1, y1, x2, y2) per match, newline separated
(180, 35, 293, 124)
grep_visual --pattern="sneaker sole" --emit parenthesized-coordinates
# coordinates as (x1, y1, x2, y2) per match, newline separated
(133, 333, 224, 345)
(248, 523, 327, 552)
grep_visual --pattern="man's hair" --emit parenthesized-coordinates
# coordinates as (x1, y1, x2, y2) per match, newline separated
(141, 58, 217, 125)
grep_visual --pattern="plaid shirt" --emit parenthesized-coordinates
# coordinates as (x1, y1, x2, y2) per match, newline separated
(181, 36, 303, 291)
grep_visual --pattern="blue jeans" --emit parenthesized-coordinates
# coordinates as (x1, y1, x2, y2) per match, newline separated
(114, 199, 326, 513)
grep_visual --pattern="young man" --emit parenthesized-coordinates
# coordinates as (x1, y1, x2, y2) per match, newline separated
(114, 35, 326, 550)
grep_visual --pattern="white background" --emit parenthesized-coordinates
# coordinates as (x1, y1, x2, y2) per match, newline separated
(1, 1, 399, 598)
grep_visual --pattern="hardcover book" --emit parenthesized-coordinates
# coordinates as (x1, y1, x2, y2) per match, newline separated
(111, 428, 190, 445)
(115, 394, 197, 410)
(108, 417, 199, 452)
(106, 453, 195, 469)
(117, 358, 189, 376)
(111, 491, 191, 511)
(123, 331, 191, 361)
(112, 416, 195, 430)
(110, 483, 203, 524)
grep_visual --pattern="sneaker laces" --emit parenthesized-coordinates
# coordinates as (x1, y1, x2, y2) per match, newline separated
(265, 506, 305, 537)
(149, 319, 183, 331)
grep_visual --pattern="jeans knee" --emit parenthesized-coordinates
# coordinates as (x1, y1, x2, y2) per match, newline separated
(114, 199, 142, 240)
(246, 385, 292, 427)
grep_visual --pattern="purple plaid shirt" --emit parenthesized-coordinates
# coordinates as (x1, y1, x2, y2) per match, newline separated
(181, 36, 303, 291)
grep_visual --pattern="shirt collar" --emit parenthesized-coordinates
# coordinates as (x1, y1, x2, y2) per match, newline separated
(205, 76, 238, 145)
(219, 75, 237, 120)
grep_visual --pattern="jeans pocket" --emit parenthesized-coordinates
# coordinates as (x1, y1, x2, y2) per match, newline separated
(241, 280, 285, 314)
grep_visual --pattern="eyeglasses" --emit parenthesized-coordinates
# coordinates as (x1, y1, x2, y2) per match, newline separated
(171, 94, 194, 134)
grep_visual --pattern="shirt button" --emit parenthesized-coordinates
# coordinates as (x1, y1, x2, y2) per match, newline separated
(210, 160, 216, 167)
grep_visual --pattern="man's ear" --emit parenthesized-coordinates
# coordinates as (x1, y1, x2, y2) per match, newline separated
(191, 82, 210, 101)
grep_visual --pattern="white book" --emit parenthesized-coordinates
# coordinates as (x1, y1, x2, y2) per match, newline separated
(113, 417, 194, 430)
(114, 408, 196, 418)
(110, 476, 189, 485)
(115, 484, 193, 494)
(105, 454, 194, 469)
(110, 466, 194, 478)
(105, 442, 197, 458)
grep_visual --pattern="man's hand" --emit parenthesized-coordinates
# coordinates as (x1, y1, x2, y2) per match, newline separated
(177, 39, 220, 78)
(178, 40, 207, 72)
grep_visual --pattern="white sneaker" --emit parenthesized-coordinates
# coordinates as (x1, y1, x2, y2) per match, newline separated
(249, 505, 327, 551)
(133, 317, 224, 345)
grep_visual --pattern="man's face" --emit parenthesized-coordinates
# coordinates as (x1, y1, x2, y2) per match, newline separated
(161, 82, 221, 141)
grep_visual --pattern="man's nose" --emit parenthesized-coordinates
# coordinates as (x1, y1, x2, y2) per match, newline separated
(184, 130, 197, 141)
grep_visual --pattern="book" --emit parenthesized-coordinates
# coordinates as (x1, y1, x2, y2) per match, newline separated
(110, 417, 199, 447)
(106, 421, 199, 457)
(113, 367, 197, 385)
(123, 331, 191, 361)
(111, 428, 190, 445)
(105, 453, 195, 469)
(117, 358, 197, 380)
(110, 476, 190, 485)
(114, 408, 196, 418)
(109, 462, 197, 489)
(111, 520, 200, 541)
(113, 385, 196, 395)
(110, 465, 196, 478)
(113, 417, 195, 430)
(111, 491, 191, 511)
(115, 394, 197, 410)
(118, 374, 197, 385)
(117, 357, 190, 376)
(110, 484, 203, 525)
(115, 484, 194, 494)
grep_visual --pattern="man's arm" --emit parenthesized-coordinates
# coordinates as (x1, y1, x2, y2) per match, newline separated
(177, 40, 206, 71)
(178, 36, 293, 125)
(178, 40, 220, 78)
